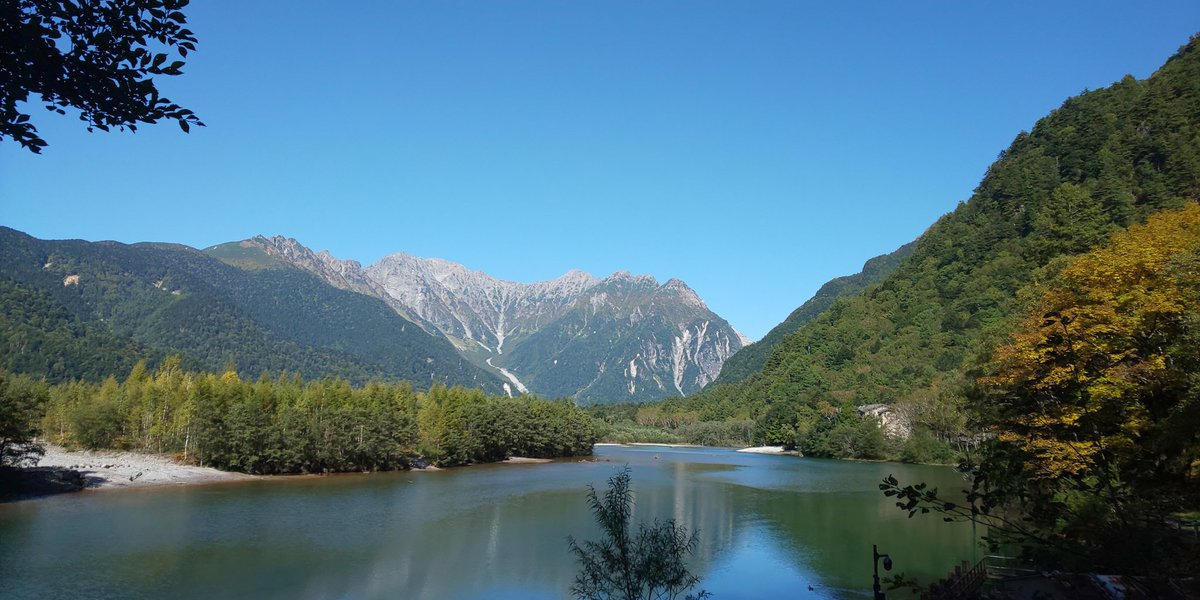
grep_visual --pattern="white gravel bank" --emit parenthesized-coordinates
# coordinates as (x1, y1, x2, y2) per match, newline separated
(736, 446, 792, 454)
(35, 444, 254, 490)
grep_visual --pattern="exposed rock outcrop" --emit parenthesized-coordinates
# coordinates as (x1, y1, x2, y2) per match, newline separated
(235, 236, 746, 403)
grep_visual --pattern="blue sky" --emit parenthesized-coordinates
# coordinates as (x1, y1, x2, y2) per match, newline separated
(1, 2, 1197, 340)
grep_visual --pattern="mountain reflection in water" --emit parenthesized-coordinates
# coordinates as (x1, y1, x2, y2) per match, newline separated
(0, 446, 977, 600)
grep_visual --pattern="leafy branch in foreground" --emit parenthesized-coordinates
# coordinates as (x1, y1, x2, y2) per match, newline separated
(879, 463, 1089, 565)
(569, 467, 710, 600)
(1, 0, 205, 153)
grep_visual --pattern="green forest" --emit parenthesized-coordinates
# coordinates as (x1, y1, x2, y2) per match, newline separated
(597, 36, 1200, 471)
(885, 203, 1200, 577)
(711, 240, 917, 387)
(0, 227, 504, 392)
(1, 359, 596, 473)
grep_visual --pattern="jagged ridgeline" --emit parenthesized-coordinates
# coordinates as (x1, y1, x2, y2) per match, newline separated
(674, 36, 1200, 434)
(222, 236, 748, 404)
(0, 223, 745, 401)
(0, 229, 505, 391)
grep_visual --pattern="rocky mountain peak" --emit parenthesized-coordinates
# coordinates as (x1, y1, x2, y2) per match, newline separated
(658, 278, 706, 310)
(240, 238, 439, 336)
(235, 236, 746, 403)
(599, 271, 660, 294)
(255, 235, 309, 258)
(605, 270, 655, 282)
(317, 249, 363, 272)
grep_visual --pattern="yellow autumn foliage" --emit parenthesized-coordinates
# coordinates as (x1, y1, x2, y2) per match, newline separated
(985, 202, 1200, 479)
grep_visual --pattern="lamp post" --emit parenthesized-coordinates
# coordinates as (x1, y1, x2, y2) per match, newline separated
(872, 544, 893, 600)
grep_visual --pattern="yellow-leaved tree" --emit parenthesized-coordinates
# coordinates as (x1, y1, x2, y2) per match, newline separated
(969, 202, 1200, 574)
(985, 202, 1200, 483)
(881, 204, 1200, 577)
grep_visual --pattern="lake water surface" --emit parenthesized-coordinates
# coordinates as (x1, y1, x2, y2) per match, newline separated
(0, 445, 978, 599)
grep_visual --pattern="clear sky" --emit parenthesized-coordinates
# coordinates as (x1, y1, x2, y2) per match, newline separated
(1, 2, 1197, 340)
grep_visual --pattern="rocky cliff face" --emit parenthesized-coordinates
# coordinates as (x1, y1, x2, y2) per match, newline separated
(365, 253, 599, 355)
(500, 272, 747, 402)
(238, 236, 747, 403)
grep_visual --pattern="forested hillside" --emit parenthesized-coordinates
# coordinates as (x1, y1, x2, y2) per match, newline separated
(880, 199, 1200, 579)
(657, 36, 1200, 457)
(0, 229, 504, 392)
(712, 241, 915, 386)
(1, 277, 149, 381)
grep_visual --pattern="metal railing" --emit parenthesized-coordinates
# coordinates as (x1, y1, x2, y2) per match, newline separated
(920, 555, 1043, 599)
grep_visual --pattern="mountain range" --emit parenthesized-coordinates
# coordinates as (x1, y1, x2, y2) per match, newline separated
(0, 228, 501, 391)
(0, 227, 747, 404)
(11, 39, 1193, 415)
(210, 236, 748, 403)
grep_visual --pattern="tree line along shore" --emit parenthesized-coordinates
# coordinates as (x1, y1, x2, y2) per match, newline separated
(1, 358, 598, 479)
(1, 355, 950, 494)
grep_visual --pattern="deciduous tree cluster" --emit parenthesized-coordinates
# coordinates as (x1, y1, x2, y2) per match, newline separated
(19, 358, 596, 473)
(883, 203, 1200, 578)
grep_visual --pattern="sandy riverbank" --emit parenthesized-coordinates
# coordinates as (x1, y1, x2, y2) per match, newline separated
(736, 445, 800, 455)
(597, 443, 800, 455)
(502, 456, 552, 464)
(33, 444, 255, 491)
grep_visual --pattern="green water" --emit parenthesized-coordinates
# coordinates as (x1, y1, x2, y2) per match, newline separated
(0, 446, 978, 599)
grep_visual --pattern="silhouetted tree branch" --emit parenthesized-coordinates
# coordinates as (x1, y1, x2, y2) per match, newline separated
(569, 467, 710, 600)
(0, 0, 204, 153)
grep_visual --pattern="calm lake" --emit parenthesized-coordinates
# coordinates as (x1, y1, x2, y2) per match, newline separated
(0, 445, 978, 599)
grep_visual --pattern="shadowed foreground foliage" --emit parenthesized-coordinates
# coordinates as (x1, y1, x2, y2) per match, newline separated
(569, 467, 709, 600)
(0, 370, 47, 468)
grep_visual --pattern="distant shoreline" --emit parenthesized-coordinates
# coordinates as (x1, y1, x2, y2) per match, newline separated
(5, 443, 803, 503)
(3, 444, 590, 502)
(599, 442, 802, 456)
(627, 442, 704, 448)
(736, 445, 800, 455)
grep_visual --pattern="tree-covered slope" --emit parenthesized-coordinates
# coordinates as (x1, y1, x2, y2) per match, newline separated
(672, 36, 1200, 443)
(0, 228, 505, 391)
(0, 276, 149, 381)
(712, 241, 916, 387)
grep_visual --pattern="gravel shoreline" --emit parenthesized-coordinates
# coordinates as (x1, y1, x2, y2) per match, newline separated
(13, 443, 791, 500)
(33, 444, 255, 491)
(736, 445, 799, 455)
